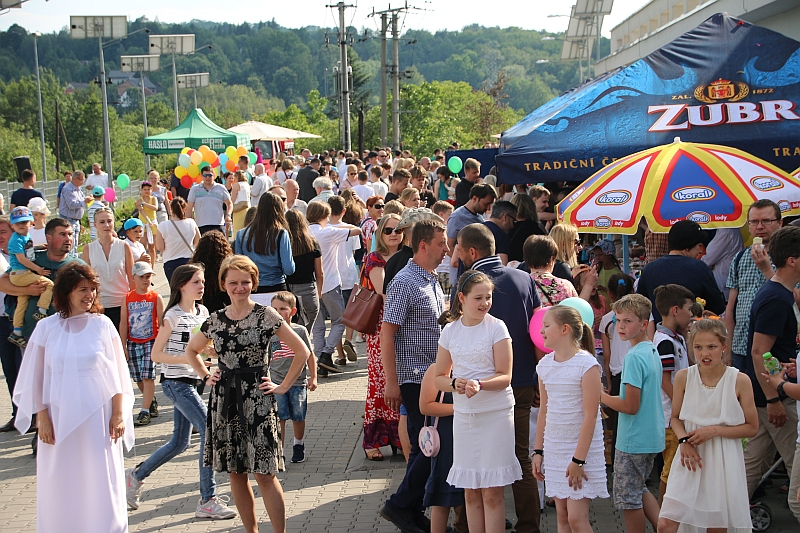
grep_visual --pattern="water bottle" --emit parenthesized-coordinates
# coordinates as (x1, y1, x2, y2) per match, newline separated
(763, 352, 783, 376)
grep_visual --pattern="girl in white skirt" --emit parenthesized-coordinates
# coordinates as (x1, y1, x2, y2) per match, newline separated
(434, 270, 522, 533)
(533, 305, 608, 533)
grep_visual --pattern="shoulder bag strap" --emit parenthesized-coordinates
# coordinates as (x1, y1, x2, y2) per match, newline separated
(432, 389, 445, 429)
(170, 220, 195, 254)
(533, 279, 555, 306)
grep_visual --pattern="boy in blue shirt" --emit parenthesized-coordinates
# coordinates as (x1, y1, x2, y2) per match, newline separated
(7, 207, 54, 348)
(601, 293, 665, 533)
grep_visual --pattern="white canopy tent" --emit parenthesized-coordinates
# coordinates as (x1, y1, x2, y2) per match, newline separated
(230, 121, 321, 141)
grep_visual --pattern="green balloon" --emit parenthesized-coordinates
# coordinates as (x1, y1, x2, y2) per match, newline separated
(447, 156, 463, 174)
(248, 152, 257, 165)
(117, 174, 130, 190)
(199, 161, 210, 169)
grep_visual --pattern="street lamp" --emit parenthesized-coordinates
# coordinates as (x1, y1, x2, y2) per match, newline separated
(32, 32, 46, 181)
(120, 54, 160, 172)
(148, 34, 197, 126)
(176, 72, 210, 110)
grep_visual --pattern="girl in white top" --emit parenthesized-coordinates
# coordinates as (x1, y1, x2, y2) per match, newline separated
(434, 270, 521, 533)
(124, 263, 236, 519)
(658, 319, 758, 533)
(534, 305, 608, 533)
(82, 208, 134, 329)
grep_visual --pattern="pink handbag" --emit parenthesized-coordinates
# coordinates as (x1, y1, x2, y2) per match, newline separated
(418, 391, 445, 457)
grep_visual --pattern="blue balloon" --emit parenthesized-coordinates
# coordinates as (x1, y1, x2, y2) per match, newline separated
(178, 153, 190, 168)
(219, 153, 228, 167)
(559, 297, 595, 327)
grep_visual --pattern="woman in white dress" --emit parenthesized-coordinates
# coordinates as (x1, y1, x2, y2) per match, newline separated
(13, 262, 134, 533)
(658, 319, 758, 533)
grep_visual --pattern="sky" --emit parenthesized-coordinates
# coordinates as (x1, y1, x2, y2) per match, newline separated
(0, 0, 648, 37)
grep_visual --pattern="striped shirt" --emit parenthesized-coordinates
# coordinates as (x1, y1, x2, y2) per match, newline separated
(161, 304, 209, 380)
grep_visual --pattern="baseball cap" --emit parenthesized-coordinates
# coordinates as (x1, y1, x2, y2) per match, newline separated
(395, 207, 444, 231)
(668, 220, 709, 251)
(123, 218, 143, 231)
(92, 186, 105, 197)
(28, 197, 51, 216)
(131, 261, 154, 277)
(592, 239, 616, 256)
(10, 206, 33, 224)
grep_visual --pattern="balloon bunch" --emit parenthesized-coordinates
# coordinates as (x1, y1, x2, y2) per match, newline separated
(104, 173, 131, 202)
(175, 145, 219, 189)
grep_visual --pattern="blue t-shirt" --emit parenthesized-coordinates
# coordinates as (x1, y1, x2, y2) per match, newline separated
(616, 340, 666, 454)
(482, 220, 511, 258)
(8, 232, 32, 272)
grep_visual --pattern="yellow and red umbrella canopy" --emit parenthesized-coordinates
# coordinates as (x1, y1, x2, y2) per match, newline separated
(557, 138, 800, 234)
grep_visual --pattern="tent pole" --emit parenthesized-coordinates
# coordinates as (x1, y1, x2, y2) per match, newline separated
(622, 235, 630, 274)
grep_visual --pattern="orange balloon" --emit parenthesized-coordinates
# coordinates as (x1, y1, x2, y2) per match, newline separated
(203, 149, 217, 164)
(198, 144, 210, 154)
(236, 146, 248, 158)
(194, 175, 203, 184)
(225, 160, 237, 172)
(175, 166, 187, 178)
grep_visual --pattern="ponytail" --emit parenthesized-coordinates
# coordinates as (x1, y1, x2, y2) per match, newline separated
(438, 270, 493, 327)
(580, 324, 595, 354)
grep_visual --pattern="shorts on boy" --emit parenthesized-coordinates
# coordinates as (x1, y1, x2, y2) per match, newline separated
(613, 450, 658, 510)
(10, 270, 54, 327)
(660, 428, 679, 484)
(127, 339, 156, 382)
(275, 384, 308, 422)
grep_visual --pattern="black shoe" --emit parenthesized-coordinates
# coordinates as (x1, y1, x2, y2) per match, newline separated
(379, 503, 425, 533)
(334, 357, 347, 366)
(318, 352, 342, 373)
(31, 432, 37, 456)
(149, 396, 159, 418)
(413, 512, 432, 533)
(0, 417, 15, 433)
(317, 366, 329, 378)
(291, 443, 305, 463)
(506, 518, 513, 529)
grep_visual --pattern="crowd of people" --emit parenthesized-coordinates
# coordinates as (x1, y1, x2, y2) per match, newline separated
(0, 147, 798, 533)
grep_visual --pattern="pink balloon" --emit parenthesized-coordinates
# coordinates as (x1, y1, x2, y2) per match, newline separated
(104, 187, 116, 203)
(529, 306, 552, 354)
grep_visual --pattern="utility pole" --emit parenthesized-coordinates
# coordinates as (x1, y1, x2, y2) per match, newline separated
(328, 2, 354, 151)
(98, 37, 113, 177)
(380, 13, 388, 147)
(391, 12, 400, 151)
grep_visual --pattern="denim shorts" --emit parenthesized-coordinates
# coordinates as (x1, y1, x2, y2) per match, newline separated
(275, 384, 308, 422)
(613, 450, 657, 509)
(399, 403, 407, 416)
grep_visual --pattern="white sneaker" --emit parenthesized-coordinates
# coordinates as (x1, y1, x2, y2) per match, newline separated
(125, 467, 144, 510)
(195, 495, 237, 519)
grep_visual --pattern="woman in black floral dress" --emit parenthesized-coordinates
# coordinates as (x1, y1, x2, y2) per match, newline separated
(187, 255, 310, 533)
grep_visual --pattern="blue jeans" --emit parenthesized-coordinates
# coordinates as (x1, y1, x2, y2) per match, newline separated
(0, 317, 22, 416)
(133, 379, 216, 501)
(164, 257, 189, 284)
(66, 218, 81, 254)
(312, 286, 345, 355)
(732, 352, 747, 372)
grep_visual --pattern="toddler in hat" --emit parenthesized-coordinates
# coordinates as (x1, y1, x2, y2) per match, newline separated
(27, 197, 50, 247)
(7, 206, 54, 348)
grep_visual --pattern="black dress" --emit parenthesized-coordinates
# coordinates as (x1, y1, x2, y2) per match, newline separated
(423, 391, 465, 508)
(202, 304, 285, 474)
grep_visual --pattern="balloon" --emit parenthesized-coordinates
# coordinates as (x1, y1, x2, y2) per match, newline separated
(447, 156, 463, 174)
(560, 297, 595, 327)
(186, 149, 195, 156)
(104, 187, 116, 203)
(198, 161, 210, 169)
(198, 144, 210, 154)
(117, 174, 130, 190)
(225, 160, 237, 172)
(225, 146, 237, 159)
(202, 149, 217, 164)
(195, 175, 203, 184)
(188, 164, 200, 178)
(190, 151, 203, 166)
(175, 166, 187, 178)
(180, 147, 191, 154)
(236, 146, 248, 158)
(211, 156, 220, 168)
(248, 152, 257, 166)
(529, 307, 552, 353)
(178, 153, 191, 168)
(219, 153, 228, 167)
(180, 175, 193, 189)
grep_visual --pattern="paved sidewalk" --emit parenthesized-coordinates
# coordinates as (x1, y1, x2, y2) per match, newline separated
(0, 263, 796, 531)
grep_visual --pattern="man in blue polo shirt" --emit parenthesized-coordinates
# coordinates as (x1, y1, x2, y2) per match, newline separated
(482, 200, 515, 265)
(457, 223, 543, 533)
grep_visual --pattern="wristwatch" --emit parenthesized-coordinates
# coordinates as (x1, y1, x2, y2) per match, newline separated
(777, 381, 789, 401)
(766, 396, 781, 404)
(451, 378, 457, 390)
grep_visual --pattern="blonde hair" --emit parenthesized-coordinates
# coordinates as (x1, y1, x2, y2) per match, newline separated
(400, 187, 420, 206)
(612, 294, 652, 321)
(432, 200, 454, 217)
(528, 185, 550, 200)
(374, 214, 404, 256)
(689, 318, 728, 347)
(218, 255, 259, 291)
(546, 305, 595, 354)
(384, 200, 405, 216)
(549, 223, 579, 268)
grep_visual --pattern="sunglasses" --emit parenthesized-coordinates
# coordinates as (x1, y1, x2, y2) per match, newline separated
(348, 172, 357, 176)
(382, 226, 403, 235)
(202, 173, 213, 178)
(373, 204, 385, 209)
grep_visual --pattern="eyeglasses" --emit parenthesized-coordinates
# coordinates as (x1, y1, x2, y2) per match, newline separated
(382, 226, 403, 235)
(348, 172, 357, 176)
(202, 173, 214, 178)
(747, 218, 779, 226)
(373, 204, 385, 209)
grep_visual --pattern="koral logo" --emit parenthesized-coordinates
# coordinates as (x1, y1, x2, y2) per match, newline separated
(595, 190, 631, 205)
(671, 186, 716, 202)
(778, 199, 791, 212)
(686, 211, 710, 224)
(751, 176, 784, 191)
(568, 187, 586, 202)
(594, 217, 612, 229)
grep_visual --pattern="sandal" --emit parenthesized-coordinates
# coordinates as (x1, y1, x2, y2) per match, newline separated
(365, 448, 384, 461)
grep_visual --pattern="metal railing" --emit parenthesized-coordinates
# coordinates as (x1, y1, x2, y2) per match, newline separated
(0, 179, 144, 212)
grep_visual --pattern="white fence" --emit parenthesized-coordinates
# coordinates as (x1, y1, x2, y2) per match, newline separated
(0, 179, 144, 211)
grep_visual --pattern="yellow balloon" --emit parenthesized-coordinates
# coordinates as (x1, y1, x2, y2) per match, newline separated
(236, 145, 248, 158)
(225, 146, 237, 159)
(190, 151, 203, 166)
(203, 149, 217, 164)
(188, 164, 200, 178)
(175, 166, 187, 178)
(181, 147, 191, 154)
(198, 144, 210, 154)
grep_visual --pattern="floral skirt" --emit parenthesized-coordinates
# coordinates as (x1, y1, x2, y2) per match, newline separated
(363, 311, 401, 449)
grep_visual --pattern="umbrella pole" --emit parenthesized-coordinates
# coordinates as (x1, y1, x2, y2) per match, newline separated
(622, 235, 630, 275)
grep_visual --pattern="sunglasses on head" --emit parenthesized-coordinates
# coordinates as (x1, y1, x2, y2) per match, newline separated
(382, 226, 403, 235)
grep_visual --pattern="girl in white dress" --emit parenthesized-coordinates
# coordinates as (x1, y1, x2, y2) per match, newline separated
(434, 270, 521, 533)
(533, 305, 608, 533)
(658, 319, 758, 533)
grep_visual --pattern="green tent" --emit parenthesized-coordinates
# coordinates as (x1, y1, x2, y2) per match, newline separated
(142, 108, 250, 154)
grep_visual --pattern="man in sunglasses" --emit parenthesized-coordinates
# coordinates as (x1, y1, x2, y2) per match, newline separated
(185, 169, 233, 235)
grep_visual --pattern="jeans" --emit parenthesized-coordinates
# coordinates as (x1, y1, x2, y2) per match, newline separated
(133, 379, 216, 501)
(387, 383, 430, 513)
(66, 218, 81, 254)
(0, 317, 22, 416)
(732, 352, 746, 372)
(312, 286, 345, 355)
(288, 282, 319, 332)
(164, 257, 190, 284)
